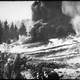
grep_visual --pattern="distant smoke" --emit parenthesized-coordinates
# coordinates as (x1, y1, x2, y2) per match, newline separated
(62, 1, 80, 36)
(31, 1, 75, 39)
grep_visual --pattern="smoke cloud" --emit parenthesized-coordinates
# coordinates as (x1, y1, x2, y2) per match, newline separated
(31, 1, 75, 39)
(62, 1, 80, 36)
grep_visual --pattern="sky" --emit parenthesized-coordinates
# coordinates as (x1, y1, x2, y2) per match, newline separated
(0, 1, 34, 23)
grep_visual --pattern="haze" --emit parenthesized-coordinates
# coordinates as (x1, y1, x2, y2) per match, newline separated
(0, 1, 34, 23)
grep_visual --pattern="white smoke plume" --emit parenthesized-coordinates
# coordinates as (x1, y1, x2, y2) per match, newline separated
(62, 1, 80, 36)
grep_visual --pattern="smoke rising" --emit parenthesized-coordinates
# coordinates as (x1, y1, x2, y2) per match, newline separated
(62, 1, 80, 36)
(31, 1, 75, 40)
(71, 15, 80, 36)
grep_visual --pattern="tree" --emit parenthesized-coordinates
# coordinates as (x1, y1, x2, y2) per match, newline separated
(19, 23, 27, 36)
(14, 25, 19, 40)
(10, 22, 15, 39)
(0, 20, 3, 44)
(2, 20, 10, 43)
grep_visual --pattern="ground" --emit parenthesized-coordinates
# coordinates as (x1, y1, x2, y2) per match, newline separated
(0, 36, 80, 79)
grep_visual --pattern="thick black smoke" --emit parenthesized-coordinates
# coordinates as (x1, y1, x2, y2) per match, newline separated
(32, 1, 63, 23)
(31, 1, 75, 41)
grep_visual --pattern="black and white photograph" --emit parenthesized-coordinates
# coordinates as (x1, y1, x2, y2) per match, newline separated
(0, 1, 80, 79)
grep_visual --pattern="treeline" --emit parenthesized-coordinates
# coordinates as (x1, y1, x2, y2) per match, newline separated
(0, 19, 76, 44)
(0, 20, 27, 44)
